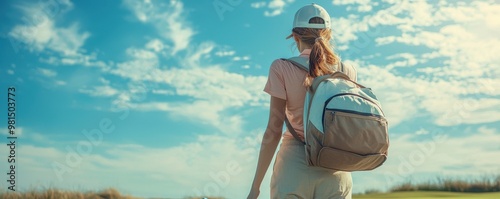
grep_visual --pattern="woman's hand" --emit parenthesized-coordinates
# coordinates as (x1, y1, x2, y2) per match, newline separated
(247, 188, 260, 199)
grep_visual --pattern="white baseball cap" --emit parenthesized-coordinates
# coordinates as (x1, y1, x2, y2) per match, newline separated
(292, 3, 331, 29)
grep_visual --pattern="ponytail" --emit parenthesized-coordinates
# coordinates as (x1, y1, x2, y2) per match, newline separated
(302, 29, 339, 87)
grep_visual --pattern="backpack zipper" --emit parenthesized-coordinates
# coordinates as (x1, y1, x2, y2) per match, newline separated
(330, 111, 335, 123)
(329, 109, 386, 126)
(322, 93, 385, 129)
(324, 93, 384, 115)
(328, 109, 383, 118)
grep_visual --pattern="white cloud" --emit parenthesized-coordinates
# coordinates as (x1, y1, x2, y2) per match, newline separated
(350, 58, 499, 127)
(57, 0, 74, 7)
(9, 12, 90, 56)
(333, 1, 500, 126)
(332, 1, 450, 46)
(126, 47, 157, 60)
(123, 0, 195, 54)
(332, 0, 375, 12)
(353, 126, 500, 192)
(385, 53, 418, 69)
(422, 97, 500, 126)
(0, 127, 23, 136)
(161, 67, 268, 107)
(351, 63, 419, 126)
(9, 131, 266, 198)
(251, 2, 266, 9)
(331, 14, 369, 50)
(109, 40, 268, 133)
(356, 1, 500, 77)
(7, 70, 14, 75)
(114, 62, 269, 132)
(8, 1, 110, 70)
(132, 101, 243, 134)
(55, 80, 66, 86)
(151, 89, 174, 95)
(145, 38, 166, 52)
(183, 41, 215, 68)
(250, 0, 294, 17)
(37, 67, 57, 77)
(111, 47, 159, 82)
(376, 23, 500, 78)
(41, 53, 110, 68)
(79, 85, 119, 97)
(28, 132, 55, 144)
(78, 77, 119, 97)
(232, 56, 250, 61)
(32, 67, 67, 87)
(152, 66, 267, 132)
(215, 50, 235, 57)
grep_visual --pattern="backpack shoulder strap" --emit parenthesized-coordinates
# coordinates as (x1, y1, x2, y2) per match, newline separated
(310, 75, 332, 93)
(284, 116, 306, 145)
(280, 56, 308, 144)
(280, 57, 308, 72)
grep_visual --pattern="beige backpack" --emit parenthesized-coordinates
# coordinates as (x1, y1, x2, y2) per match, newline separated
(283, 57, 389, 171)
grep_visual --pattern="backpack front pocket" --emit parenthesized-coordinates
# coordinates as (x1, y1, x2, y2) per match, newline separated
(318, 147, 387, 171)
(323, 109, 388, 155)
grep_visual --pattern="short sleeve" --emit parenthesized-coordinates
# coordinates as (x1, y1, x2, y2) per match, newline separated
(264, 60, 287, 100)
(343, 62, 358, 82)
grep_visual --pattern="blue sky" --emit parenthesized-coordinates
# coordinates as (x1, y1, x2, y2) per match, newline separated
(0, 0, 499, 198)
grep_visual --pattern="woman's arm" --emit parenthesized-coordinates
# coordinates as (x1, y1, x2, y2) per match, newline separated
(247, 96, 286, 199)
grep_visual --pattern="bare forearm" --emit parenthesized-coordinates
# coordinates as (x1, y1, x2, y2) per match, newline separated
(251, 129, 281, 189)
(247, 96, 286, 198)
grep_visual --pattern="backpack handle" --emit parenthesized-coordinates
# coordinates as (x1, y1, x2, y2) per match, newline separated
(331, 72, 366, 88)
(311, 72, 366, 92)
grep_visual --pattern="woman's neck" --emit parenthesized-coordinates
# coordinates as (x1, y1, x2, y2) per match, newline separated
(297, 40, 311, 52)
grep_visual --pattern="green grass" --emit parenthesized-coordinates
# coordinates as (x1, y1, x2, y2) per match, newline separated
(354, 191, 500, 199)
(354, 176, 500, 199)
(389, 176, 500, 193)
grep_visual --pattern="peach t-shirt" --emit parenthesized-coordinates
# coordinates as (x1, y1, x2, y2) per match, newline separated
(264, 49, 357, 140)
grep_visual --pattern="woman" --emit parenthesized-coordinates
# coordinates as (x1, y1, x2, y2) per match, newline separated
(247, 4, 357, 199)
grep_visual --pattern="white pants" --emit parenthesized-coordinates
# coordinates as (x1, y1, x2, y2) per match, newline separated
(271, 137, 353, 199)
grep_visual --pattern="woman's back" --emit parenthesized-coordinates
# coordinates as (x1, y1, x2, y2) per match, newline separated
(248, 3, 356, 199)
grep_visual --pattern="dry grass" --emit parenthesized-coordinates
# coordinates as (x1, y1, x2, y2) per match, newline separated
(0, 188, 139, 199)
(163, 197, 224, 199)
(354, 191, 500, 199)
(390, 175, 500, 193)
(0, 188, 226, 199)
(4, 176, 498, 199)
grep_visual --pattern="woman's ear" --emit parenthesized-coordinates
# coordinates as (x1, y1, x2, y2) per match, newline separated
(293, 34, 301, 50)
(293, 34, 300, 43)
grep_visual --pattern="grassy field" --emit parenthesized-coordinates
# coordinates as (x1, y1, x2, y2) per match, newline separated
(1, 189, 499, 199)
(1, 176, 498, 199)
(353, 175, 500, 199)
(354, 191, 500, 199)
(0, 188, 139, 199)
(0, 188, 224, 199)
